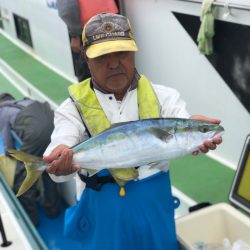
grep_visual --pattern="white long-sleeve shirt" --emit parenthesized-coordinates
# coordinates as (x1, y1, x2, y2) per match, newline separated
(44, 82, 190, 199)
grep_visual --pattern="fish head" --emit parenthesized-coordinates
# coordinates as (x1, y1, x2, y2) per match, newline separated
(180, 120, 225, 147)
(151, 118, 224, 145)
(196, 122, 224, 138)
(156, 119, 224, 151)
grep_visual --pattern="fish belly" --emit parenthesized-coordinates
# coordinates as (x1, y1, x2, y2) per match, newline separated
(73, 133, 166, 169)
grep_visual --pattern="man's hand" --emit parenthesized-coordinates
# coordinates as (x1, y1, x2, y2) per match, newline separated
(190, 115, 223, 155)
(70, 36, 81, 53)
(43, 144, 80, 176)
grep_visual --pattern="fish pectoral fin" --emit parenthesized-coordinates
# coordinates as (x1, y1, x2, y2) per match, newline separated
(149, 128, 173, 141)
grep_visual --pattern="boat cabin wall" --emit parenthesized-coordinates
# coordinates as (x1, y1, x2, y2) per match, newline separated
(1, 0, 250, 170)
(0, 0, 76, 81)
(122, 0, 250, 170)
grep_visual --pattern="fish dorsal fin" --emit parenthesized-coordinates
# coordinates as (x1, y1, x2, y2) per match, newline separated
(103, 121, 133, 132)
(110, 121, 132, 128)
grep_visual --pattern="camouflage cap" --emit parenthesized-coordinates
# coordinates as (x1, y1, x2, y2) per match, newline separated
(82, 13, 138, 58)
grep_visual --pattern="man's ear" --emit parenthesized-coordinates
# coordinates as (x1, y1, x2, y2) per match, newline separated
(81, 48, 88, 62)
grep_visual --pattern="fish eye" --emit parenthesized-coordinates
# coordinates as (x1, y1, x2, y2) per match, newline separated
(199, 126, 209, 133)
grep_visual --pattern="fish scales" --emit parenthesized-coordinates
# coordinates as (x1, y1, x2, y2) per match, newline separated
(72, 118, 222, 169)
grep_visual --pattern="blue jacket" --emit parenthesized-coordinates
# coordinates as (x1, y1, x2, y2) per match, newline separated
(0, 98, 33, 153)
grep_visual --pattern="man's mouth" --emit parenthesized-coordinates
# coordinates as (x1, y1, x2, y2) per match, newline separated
(108, 72, 125, 78)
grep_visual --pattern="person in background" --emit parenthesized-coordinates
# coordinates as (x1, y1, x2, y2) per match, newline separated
(44, 13, 222, 250)
(0, 93, 60, 226)
(57, 0, 91, 82)
(57, 0, 120, 82)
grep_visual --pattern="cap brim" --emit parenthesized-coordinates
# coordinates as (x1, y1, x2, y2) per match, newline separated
(86, 40, 138, 58)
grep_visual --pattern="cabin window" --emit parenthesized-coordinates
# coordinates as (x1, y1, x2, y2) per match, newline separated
(13, 14, 33, 47)
(0, 9, 3, 29)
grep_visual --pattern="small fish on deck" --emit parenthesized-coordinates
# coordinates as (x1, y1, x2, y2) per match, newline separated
(8, 118, 224, 197)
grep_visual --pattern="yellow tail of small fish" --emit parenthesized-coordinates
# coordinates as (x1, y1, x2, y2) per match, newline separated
(8, 149, 46, 197)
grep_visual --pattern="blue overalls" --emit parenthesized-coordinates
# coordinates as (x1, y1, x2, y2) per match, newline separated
(65, 170, 180, 250)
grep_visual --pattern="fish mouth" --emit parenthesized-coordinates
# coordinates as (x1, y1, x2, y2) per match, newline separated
(215, 125, 225, 137)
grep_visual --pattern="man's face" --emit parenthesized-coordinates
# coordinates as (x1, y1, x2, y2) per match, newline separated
(86, 51, 135, 99)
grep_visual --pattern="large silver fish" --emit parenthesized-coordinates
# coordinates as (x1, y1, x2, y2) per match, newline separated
(9, 118, 224, 197)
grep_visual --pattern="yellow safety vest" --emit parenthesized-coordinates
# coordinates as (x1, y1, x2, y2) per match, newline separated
(69, 75, 160, 196)
(69, 74, 160, 136)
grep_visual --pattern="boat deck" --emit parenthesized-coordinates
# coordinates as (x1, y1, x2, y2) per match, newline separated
(0, 32, 235, 249)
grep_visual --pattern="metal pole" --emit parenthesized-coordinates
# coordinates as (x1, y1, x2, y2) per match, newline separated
(176, 0, 250, 11)
(0, 214, 12, 247)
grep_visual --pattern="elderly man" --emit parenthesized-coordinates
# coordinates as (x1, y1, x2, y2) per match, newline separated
(44, 13, 222, 250)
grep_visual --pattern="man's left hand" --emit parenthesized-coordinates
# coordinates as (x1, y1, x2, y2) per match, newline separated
(190, 115, 223, 155)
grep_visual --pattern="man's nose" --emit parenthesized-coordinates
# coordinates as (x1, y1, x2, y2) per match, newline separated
(107, 53, 120, 68)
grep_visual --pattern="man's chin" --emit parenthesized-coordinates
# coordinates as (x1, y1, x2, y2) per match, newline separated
(107, 77, 129, 89)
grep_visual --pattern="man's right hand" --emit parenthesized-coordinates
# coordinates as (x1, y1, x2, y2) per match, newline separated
(43, 144, 80, 176)
(70, 36, 81, 53)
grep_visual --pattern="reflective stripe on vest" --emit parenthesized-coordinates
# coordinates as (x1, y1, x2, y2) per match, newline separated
(68, 75, 160, 136)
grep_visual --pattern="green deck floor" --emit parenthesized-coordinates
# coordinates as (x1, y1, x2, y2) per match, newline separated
(0, 73, 24, 99)
(170, 155, 234, 204)
(0, 32, 235, 205)
(0, 34, 71, 104)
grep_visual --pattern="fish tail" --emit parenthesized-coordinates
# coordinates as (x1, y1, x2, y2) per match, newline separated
(8, 149, 46, 197)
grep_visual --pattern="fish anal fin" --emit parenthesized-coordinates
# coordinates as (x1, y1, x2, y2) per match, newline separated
(84, 168, 100, 177)
(148, 160, 168, 170)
